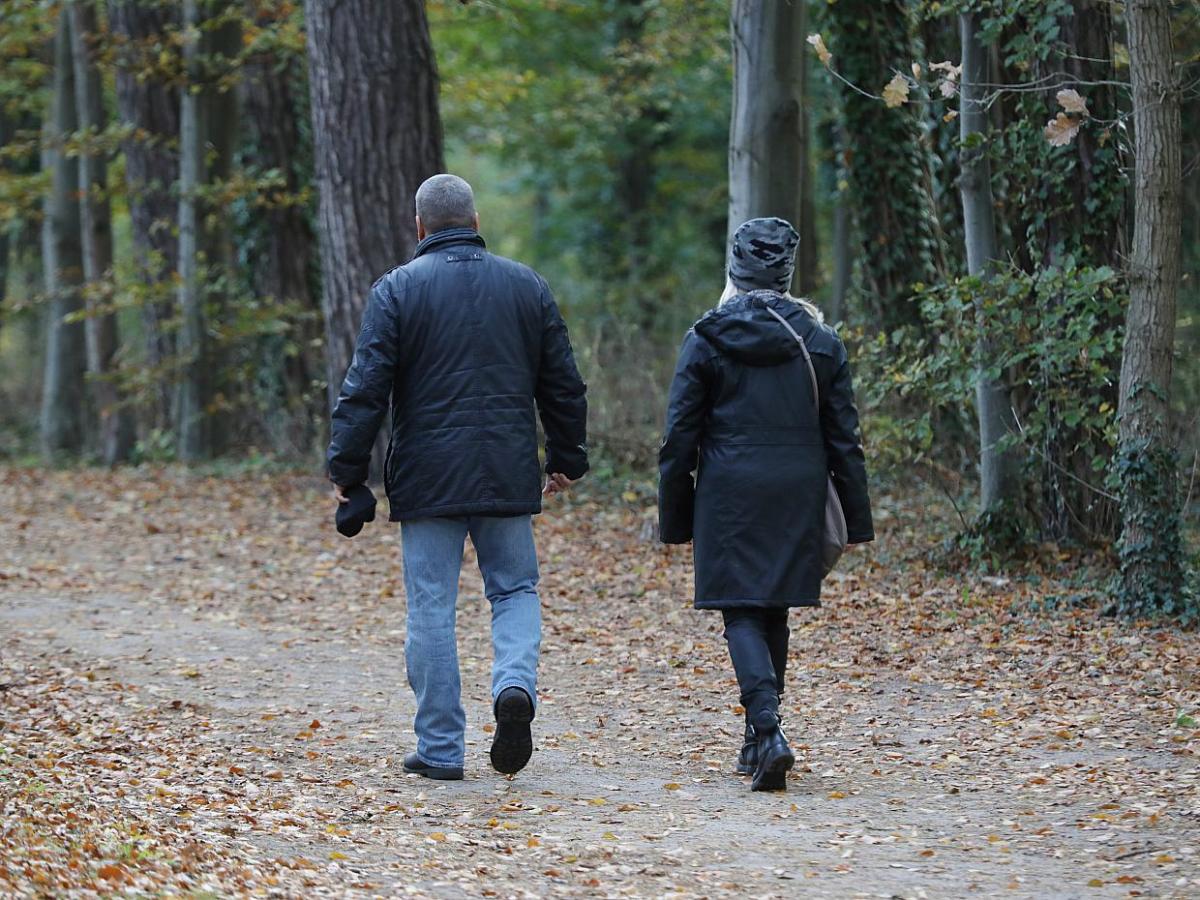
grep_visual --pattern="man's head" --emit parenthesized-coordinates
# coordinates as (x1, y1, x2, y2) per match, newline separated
(415, 173, 479, 240)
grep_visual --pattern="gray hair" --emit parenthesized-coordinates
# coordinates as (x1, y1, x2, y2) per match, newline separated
(719, 276, 823, 323)
(415, 173, 477, 234)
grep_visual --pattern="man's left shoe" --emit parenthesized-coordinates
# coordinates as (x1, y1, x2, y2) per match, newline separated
(490, 686, 534, 775)
(402, 752, 464, 781)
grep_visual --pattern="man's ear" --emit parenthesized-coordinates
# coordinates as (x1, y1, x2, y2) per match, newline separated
(472, 212, 481, 232)
(415, 215, 426, 242)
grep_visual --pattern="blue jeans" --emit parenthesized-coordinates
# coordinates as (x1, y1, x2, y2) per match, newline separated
(400, 515, 542, 768)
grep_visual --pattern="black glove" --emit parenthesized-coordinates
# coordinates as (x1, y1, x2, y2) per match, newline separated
(335, 484, 377, 538)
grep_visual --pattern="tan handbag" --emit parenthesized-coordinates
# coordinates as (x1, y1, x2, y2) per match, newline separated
(764, 305, 848, 576)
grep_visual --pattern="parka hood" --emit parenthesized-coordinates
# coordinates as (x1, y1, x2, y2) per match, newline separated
(694, 291, 808, 366)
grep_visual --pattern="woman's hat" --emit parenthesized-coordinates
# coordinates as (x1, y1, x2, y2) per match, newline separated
(728, 217, 800, 293)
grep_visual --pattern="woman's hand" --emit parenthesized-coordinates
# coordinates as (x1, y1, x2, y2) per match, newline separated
(542, 472, 576, 496)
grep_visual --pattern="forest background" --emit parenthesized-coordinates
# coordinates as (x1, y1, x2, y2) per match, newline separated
(1, 0, 1198, 616)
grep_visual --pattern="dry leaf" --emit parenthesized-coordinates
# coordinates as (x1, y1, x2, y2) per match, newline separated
(882, 73, 910, 108)
(807, 33, 831, 67)
(1056, 88, 1088, 115)
(1044, 113, 1081, 147)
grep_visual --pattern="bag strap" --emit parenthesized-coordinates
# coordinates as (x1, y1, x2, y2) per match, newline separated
(764, 304, 820, 414)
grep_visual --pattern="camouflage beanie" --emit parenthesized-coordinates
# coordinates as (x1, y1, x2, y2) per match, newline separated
(728, 217, 799, 293)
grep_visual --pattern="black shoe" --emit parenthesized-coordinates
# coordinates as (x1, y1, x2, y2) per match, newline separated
(750, 712, 794, 792)
(490, 686, 534, 775)
(402, 752, 463, 781)
(736, 722, 757, 775)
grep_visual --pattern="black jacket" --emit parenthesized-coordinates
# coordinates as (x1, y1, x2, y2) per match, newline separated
(658, 291, 873, 609)
(327, 228, 588, 520)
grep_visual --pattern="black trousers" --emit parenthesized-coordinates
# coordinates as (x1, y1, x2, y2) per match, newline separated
(721, 608, 790, 722)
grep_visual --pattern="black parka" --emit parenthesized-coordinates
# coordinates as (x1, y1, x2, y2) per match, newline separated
(658, 291, 873, 609)
(327, 228, 588, 520)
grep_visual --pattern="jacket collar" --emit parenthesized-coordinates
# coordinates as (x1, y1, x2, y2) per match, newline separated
(412, 227, 486, 260)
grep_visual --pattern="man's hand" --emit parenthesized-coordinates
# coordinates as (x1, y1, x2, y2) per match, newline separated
(542, 472, 577, 497)
(332, 483, 351, 504)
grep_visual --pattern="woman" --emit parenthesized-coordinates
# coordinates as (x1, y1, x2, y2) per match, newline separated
(658, 217, 874, 792)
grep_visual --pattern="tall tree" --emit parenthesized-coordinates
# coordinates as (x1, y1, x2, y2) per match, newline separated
(958, 11, 1020, 520)
(304, 0, 444, 407)
(175, 0, 208, 460)
(727, 0, 816, 294)
(68, 0, 136, 464)
(39, 14, 88, 459)
(823, 0, 940, 331)
(0, 110, 10, 318)
(108, 0, 180, 431)
(1115, 0, 1185, 613)
(238, 0, 320, 452)
(198, 2, 242, 455)
(175, 0, 241, 461)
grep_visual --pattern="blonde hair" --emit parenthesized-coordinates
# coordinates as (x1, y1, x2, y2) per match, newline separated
(720, 276, 824, 323)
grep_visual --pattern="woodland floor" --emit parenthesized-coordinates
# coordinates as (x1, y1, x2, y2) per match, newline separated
(0, 467, 1197, 899)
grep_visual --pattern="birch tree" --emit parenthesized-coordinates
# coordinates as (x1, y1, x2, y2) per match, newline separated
(39, 14, 88, 459)
(68, 0, 135, 464)
(958, 12, 1020, 519)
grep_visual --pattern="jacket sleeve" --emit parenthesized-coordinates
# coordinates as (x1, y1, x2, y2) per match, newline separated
(821, 340, 874, 543)
(658, 332, 711, 544)
(326, 280, 401, 487)
(534, 282, 589, 479)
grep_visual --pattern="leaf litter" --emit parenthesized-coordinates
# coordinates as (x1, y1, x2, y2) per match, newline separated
(1, 467, 1197, 898)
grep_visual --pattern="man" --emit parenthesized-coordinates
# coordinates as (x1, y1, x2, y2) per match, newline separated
(327, 174, 588, 780)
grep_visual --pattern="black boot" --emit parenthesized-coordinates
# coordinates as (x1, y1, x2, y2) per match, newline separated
(402, 752, 464, 781)
(736, 720, 757, 775)
(490, 686, 534, 775)
(750, 711, 794, 792)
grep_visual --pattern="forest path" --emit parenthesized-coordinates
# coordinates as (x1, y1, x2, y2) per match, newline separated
(2, 469, 1197, 898)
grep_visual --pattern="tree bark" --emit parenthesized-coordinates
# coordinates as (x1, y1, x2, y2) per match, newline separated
(1116, 0, 1184, 610)
(958, 12, 1020, 518)
(198, 3, 242, 456)
(0, 110, 10, 320)
(238, 1, 320, 453)
(69, 0, 136, 464)
(40, 14, 89, 459)
(304, 0, 444, 410)
(728, 0, 814, 294)
(108, 0, 180, 431)
(175, 0, 208, 461)
(825, 0, 941, 331)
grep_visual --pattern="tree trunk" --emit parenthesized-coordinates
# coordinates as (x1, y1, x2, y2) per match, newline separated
(198, 4, 242, 456)
(69, 0, 136, 465)
(304, 0, 444, 410)
(175, 0, 208, 461)
(0, 110, 10, 320)
(824, 0, 941, 331)
(728, 0, 813, 294)
(39, 14, 88, 460)
(108, 0, 180, 432)
(238, 1, 320, 454)
(958, 12, 1020, 519)
(1115, 0, 1184, 612)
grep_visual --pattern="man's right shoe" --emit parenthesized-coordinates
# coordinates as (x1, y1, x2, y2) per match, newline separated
(402, 752, 464, 781)
(750, 712, 794, 792)
(490, 686, 534, 775)
(736, 722, 757, 775)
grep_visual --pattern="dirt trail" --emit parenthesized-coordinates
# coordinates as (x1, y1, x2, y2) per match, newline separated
(1, 469, 1197, 898)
